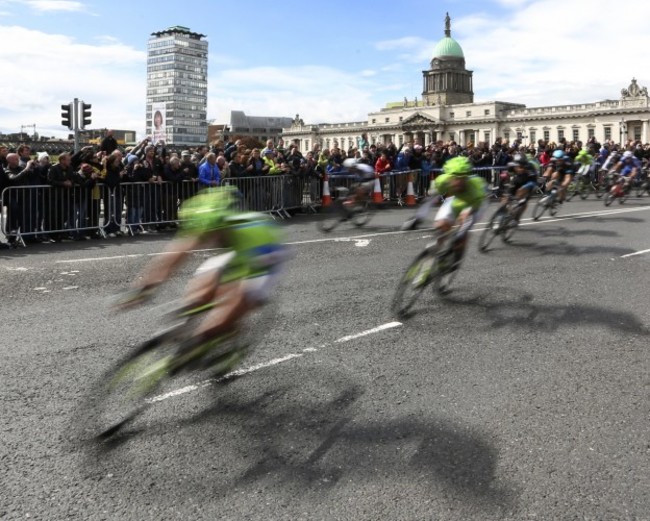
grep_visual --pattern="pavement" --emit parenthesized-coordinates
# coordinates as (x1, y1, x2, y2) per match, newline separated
(1, 196, 649, 520)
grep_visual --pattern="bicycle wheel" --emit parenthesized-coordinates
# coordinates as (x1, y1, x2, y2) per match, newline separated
(566, 180, 578, 201)
(636, 182, 647, 197)
(351, 200, 374, 227)
(532, 195, 550, 220)
(501, 214, 518, 243)
(392, 246, 438, 317)
(83, 334, 179, 440)
(604, 191, 615, 206)
(317, 199, 346, 232)
(478, 207, 504, 252)
(578, 179, 590, 200)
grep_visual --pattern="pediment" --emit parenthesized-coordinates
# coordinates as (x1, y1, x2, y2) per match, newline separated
(401, 112, 437, 126)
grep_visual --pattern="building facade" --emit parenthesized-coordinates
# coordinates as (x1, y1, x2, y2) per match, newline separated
(146, 26, 208, 146)
(208, 110, 294, 145)
(282, 14, 650, 152)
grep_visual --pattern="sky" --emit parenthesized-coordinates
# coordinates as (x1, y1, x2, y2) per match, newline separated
(1, 0, 649, 139)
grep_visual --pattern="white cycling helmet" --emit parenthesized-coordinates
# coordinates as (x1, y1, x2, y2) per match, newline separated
(622, 150, 633, 159)
(343, 158, 374, 175)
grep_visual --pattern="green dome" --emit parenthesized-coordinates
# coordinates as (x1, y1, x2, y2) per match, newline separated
(432, 37, 464, 59)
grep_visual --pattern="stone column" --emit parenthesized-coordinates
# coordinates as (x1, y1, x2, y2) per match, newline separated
(643, 120, 649, 143)
(459, 130, 466, 146)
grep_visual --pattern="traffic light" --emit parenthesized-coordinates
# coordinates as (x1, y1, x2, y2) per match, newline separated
(61, 103, 73, 130)
(80, 102, 92, 129)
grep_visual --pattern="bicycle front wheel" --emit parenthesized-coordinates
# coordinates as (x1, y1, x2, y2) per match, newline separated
(501, 214, 518, 243)
(84, 338, 177, 440)
(351, 200, 374, 227)
(392, 246, 438, 317)
(478, 207, 504, 252)
(317, 199, 346, 232)
(532, 196, 549, 220)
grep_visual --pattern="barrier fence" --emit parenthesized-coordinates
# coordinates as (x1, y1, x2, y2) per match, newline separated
(0, 167, 507, 247)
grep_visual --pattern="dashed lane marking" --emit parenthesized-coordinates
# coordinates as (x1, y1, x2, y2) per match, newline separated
(147, 321, 403, 403)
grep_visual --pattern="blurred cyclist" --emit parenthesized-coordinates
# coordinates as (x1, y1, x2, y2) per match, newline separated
(401, 156, 487, 271)
(118, 186, 288, 371)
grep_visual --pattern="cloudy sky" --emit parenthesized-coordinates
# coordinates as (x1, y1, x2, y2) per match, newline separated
(1, 0, 648, 139)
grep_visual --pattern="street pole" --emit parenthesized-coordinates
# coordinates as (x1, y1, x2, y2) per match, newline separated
(73, 97, 80, 154)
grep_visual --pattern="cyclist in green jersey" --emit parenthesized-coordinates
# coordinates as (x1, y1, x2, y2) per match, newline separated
(401, 156, 487, 270)
(119, 185, 288, 367)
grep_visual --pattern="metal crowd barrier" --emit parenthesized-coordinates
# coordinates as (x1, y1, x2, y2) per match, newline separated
(0, 184, 108, 246)
(0, 168, 509, 247)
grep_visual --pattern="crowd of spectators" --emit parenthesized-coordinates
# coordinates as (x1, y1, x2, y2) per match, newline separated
(2, 129, 650, 249)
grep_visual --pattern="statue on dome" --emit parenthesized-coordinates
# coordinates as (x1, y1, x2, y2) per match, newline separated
(445, 12, 451, 37)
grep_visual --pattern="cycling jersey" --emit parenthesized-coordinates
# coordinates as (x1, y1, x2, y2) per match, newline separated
(548, 160, 575, 176)
(432, 173, 487, 216)
(178, 191, 285, 284)
(619, 157, 642, 176)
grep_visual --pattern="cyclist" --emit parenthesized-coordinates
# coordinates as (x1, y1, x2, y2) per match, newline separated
(542, 149, 575, 204)
(401, 156, 486, 272)
(503, 153, 539, 223)
(118, 186, 288, 373)
(612, 150, 642, 191)
(341, 157, 377, 204)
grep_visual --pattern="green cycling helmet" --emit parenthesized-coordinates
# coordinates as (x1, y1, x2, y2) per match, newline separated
(443, 156, 472, 177)
(178, 185, 239, 236)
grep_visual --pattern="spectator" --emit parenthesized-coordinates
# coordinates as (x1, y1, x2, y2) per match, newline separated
(357, 132, 369, 151)
(228, 152, 247, 178)
(100, 130, 118, 155)
(246, 148, 268, 176)
(102, 150, 126, 237)
(47, 152, 75, 241)
(216, 156, 229, 179)
(198, 152, 221, 188)
(71, 163, 99, 240)
(261, 139, 275, 157)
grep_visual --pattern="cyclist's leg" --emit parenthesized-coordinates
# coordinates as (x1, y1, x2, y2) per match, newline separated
(515, 183, 534, 219)
(181, 252, 236, 310)
(559, 173, 572, 202)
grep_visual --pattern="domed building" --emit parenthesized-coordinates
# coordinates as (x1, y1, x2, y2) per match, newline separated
(282, 13, 650, 152)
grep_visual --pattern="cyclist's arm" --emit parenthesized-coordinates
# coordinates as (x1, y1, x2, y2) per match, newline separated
(135, 235, 207, 290)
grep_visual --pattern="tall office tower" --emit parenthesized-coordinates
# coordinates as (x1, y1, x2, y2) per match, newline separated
(146, 26, 208, 146)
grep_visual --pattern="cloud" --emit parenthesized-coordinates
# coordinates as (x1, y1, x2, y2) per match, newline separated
(208, 66, 378, 125)
(0, 25, 145, 137)
(452, 0, 650, 106)
(24, 0, 85, 12)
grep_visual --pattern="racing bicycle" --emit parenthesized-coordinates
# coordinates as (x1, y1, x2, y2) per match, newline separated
(392, 227, 464, 317)
(478, 195, 524, 252)
(77, 296, 271, 441)
(317, 179, 376, 232)
(532, 186, 560, 220)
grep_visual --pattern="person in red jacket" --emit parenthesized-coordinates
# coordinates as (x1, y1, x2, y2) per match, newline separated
(374, 150, 392, 199)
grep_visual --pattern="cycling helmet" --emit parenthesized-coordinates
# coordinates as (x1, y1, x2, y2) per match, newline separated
(343, 157, 374, 175)
(443, 156, 472, 177)
(178, 185, 239, 236)
(552, 150, 565, 160)
(622, 150, 633, 159)
(512, 153, 528, 166)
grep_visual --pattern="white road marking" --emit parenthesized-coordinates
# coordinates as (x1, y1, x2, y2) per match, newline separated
(355, 239, 370, 247)
(33, 287, 46, 291)
(6, 267, 28, 271)
(147, 353, 303, 403)
(148, 322, 403, 403)
(621, 248, 650, 258)
(335, 321, 403, 343)
(62, 286, 79, 290)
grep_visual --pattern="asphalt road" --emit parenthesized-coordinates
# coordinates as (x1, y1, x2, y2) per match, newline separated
(1, 195, 649, 520)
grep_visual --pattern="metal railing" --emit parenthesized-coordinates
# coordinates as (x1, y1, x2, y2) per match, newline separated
(0, 168, 508, 247)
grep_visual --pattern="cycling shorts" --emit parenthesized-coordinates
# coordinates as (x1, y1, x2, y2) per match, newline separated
(434, 196, 484, 227)
(194, 247, 287, 305)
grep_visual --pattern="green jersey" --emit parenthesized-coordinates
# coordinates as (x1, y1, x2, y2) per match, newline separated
(430, 174, 487, 216)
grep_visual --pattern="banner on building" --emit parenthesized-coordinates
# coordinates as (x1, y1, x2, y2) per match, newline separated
(151, 102, 166, 144)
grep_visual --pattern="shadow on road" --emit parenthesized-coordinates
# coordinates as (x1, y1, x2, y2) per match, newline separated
(79, 373, 517, 515)
(438, 290, 649, 336)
